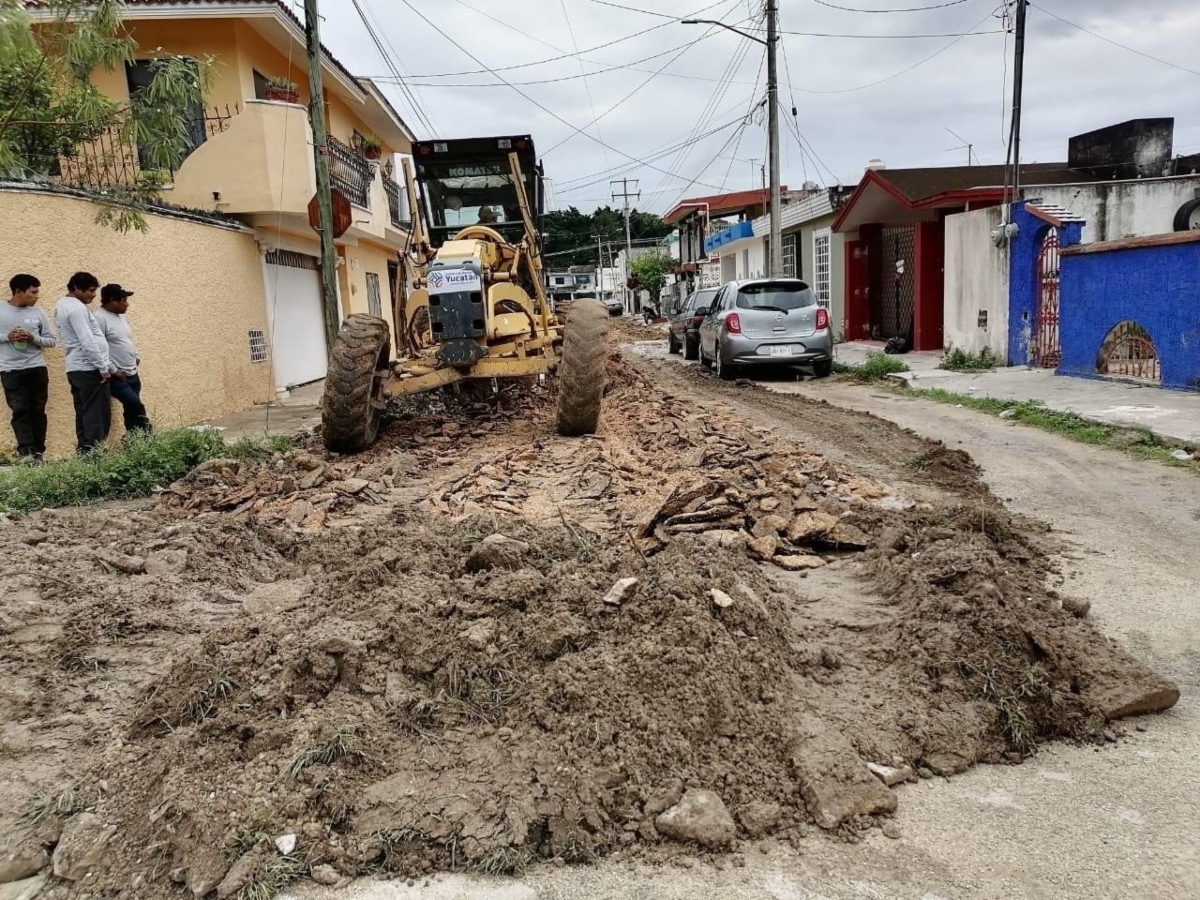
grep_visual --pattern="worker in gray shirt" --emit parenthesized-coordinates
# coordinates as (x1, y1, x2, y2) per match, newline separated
(54, 271, 113, 454)
(1, 273, 57, 459)
(95, 284, 151, 434)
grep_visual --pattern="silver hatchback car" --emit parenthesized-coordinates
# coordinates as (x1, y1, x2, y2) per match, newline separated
(698, 278, 834, 379)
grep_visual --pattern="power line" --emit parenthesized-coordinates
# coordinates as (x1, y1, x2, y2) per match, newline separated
(787, 4, 1005, 94)
(350, 0, 437, 136)
(385, 0, 731, 79)
(544, 11, 749, 155)
(395, 0, 739, 194)
(1029, 3, 1200, 78)
(583, 0, 698, 17)
(775, 26, 1005, 37)
(811, 0, 974, 12)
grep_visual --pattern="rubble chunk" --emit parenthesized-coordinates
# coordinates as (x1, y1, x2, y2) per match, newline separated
(655, 789, 737, 849)
(604, 577, 640, 607)
(52, 813, 116, 881)
(465, 534, 531, 573)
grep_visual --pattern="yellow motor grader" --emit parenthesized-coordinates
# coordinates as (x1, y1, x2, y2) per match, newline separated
(320, 135, 607, 453)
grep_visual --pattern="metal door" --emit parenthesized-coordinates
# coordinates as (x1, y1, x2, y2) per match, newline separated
(1034, 228, 1060, 368)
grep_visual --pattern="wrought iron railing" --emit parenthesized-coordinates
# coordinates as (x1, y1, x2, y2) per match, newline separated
(328, 135, 373, 209)
(382, 173, 408, 228)
(53, 104, 239, 191)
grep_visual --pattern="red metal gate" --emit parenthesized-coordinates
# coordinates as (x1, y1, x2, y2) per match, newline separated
(1034, 228, 1061, 368)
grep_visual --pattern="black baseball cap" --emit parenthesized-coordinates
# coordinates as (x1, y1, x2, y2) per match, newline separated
(101, 284, 134, 302)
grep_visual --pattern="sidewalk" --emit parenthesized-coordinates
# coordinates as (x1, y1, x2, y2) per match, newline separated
(198, 381, 323, 443)
(834, 342, 1200, 447)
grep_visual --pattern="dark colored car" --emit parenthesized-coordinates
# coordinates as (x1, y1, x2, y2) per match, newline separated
(667, 287, 719, 360)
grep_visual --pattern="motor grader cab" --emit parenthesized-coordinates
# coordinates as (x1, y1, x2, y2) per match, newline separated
(320, 135, 608, 454)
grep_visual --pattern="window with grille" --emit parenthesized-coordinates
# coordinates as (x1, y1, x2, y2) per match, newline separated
(782, 233, 798, 278)
(366, 272, 383, 318)
(248, 329, 268, 363)
(813, 228, 832, 309)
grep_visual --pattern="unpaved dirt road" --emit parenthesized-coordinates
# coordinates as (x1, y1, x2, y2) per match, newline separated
(1, 329, 1192, 900)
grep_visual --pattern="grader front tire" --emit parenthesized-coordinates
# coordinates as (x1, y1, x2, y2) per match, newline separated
(555, 298, 608, 437)
(322, 314, 391, 454)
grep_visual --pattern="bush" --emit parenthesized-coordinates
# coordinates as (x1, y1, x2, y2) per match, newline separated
(941, 346, 998, 372)
(0, 429, 292, 514)
(842, 352, 910, 381)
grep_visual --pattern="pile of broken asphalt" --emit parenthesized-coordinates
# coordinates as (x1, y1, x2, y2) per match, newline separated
(0, 353, 1179, 899)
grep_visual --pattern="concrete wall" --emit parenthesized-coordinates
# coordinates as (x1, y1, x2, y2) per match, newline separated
(944, 206, 1010, 359)
(1027, 178, 1199, 244)
(791, 213, 845, 338)
(1058, 233, 1200, 390)
(0, 188, 273, 458)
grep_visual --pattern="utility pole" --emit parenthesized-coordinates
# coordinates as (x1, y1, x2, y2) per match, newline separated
(766, 0, 781, 277)
(681, 11, 780, 275)
(304, 0, 341, 350)
(1010, 0, 1029, 206)
(611, 178, 640, 312)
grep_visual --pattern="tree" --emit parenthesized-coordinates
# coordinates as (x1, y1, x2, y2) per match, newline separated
(628, 252, 675, 303)
(542, 205, 674, 268)
(0, 0, 211, 231)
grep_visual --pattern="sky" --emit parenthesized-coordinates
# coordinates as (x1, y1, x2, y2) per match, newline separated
(318, 0, 1200, 215)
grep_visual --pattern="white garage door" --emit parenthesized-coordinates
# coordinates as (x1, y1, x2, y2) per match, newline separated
(264, 250, 328, 389)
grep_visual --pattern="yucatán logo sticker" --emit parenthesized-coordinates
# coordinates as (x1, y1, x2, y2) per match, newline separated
(428, 269, 480, 293)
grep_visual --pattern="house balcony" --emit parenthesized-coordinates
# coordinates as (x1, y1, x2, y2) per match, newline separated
(704, 220, 754, 254)
(54, 99, 410, 248)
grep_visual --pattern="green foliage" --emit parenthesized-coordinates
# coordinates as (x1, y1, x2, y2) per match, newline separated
(837, 352, 910, 381)
(904, 387, 1199, 469)
(627, 251, 675, 300)
(542, 205, 672, 268)
(0, 429, 292, 513)
(0, 0, 213, 232)
(940, 346, 998, 372)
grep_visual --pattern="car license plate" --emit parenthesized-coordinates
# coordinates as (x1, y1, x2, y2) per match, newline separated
(769, 346, 792, 357)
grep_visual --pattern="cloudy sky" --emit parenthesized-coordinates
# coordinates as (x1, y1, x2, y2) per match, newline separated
(319, 0, 1200, 214)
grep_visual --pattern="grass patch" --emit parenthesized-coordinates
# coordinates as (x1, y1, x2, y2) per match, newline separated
(834, 352, 910, 381)
(0, 429, 293, 514)
(904, 387, 1198, 468)
(940, 346, 998, 372)
(21, 786, 92, 830)
(284, 728, 357, 781)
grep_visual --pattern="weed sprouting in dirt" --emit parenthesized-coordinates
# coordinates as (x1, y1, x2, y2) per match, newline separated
(284, 728, 358, 781)
(964, 659, 1062, 756)
(21, 786, 91, 830)
(226, 805, 279, 858)
(236, 854, 306, 900)
(836, 352, 910, 381)
(470, 845, 535, 876)
(183, 660, 237, 724)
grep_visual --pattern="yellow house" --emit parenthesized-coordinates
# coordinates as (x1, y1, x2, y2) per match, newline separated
(26, 0, 415, 399)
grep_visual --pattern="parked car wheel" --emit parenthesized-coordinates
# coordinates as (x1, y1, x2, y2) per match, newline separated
(684, 335, 699, 361)
(668, 332, 680, 354)
(811, 359, 833, 379)
(714, 348, 736, 381)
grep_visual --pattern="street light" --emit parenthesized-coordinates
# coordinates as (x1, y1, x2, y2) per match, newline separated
(682, 4, 781, 278)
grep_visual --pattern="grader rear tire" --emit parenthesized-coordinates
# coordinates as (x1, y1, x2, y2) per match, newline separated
(321, 314, 391, 454)
(555, 298, 607, 437)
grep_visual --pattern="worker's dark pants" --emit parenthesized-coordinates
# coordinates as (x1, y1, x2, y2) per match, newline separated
(110, 373, 151, 434)
(67, 370, 111, 454)
(1, 366, 49, 458)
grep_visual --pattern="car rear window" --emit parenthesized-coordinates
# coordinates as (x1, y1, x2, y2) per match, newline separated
(691, 289, 718, 311)
(736, 282, 815, 311)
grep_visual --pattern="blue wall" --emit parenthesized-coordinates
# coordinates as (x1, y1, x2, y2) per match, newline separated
(1058, 238, 1200, 390)
(1006, 202, 1083, 366)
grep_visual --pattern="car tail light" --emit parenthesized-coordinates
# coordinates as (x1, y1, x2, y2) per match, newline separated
(691, 315, 705, 326)
(725, 313, 742, 334)
(815, 308, 829, 331)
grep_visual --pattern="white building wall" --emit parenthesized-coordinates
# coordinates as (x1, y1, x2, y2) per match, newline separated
(943, 206, 1010, 360)
(1026, 177, 1198, 244)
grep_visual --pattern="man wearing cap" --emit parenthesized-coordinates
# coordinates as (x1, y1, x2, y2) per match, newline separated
(95, 284, 151, 435)
(55, 271, 113, 453)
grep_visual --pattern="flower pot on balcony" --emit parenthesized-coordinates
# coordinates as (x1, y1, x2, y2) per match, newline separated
(265, 87, 300, 104)
(362, 146, 382, 161)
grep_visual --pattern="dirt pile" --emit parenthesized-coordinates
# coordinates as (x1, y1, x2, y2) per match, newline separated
(0, 353, 1180, 900)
